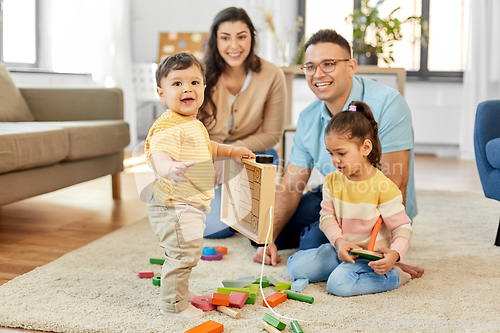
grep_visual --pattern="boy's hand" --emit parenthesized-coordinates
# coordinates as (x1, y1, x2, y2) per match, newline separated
(230, 147, 256, 160)
(335, 238, 361, 264)
(368, 247, 399, 275)
(167, 161, 196, 186)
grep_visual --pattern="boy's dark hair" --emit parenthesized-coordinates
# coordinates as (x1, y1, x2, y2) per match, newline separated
(199, 7, 261, 130)
(325, 101, 382, 167)
(304, 29, 352, 57)
(155, 52, 205, 87)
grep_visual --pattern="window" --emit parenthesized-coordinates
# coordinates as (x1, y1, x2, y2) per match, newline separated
(303, 0, 470, 80)
(0, 0, 38, 67)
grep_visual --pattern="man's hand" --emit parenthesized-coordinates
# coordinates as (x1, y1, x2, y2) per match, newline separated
(167, 161, 196, 186)
(335, 238, 361, 264)
(253, 244, 282, 266)
(368, 247, 399, 275)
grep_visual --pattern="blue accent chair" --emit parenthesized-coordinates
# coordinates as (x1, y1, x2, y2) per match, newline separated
(474, 100, 500, 246)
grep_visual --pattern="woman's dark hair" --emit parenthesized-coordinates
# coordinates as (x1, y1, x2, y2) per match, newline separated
(304, 29, 352, 58)
(198, 7, 261, 129)
(156, 52, 205, 87)
(325, 101, 382, 167)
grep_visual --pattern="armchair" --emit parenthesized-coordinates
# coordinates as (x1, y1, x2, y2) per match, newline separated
(474, 100, 500, 246)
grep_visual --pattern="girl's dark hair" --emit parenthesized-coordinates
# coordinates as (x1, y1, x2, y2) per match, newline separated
(325, 101, 382, 167)
(155, 52, 205, 87)
(198, 7, 261, 130)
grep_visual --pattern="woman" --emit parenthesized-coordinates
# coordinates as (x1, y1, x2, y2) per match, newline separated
(199, 7, 286, 238)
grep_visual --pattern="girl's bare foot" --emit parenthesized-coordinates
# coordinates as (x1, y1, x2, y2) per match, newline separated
(395, 262, 424, 279)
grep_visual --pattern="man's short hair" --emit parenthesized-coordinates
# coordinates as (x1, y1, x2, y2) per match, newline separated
(304, 29, 352, 58)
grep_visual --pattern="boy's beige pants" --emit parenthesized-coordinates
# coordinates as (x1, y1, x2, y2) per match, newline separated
(146, 201, 205, 313)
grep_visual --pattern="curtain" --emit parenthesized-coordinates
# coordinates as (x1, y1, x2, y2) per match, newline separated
(460, 0, 500, 159)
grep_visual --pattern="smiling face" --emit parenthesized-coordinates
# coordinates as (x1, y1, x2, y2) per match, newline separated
(157, 65, 205, 120)
(325, 132, 374, 181)
(304, 42, 356, 112)
(216, 20, 252, 70)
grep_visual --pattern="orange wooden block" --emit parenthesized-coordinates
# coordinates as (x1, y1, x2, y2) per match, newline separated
(184, 320, 224, 333)
(211, 292, 230, 306)
(214, 246, 228, 254)
(263, 292, 287, 307)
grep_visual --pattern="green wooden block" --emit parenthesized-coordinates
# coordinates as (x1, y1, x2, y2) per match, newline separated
(217, 287, 253, 298)
(253, 276, 269, 287)
(291, 320, 304, 333)
(150, 257, 165, 265)
(152, 276, 161, 286)
(245, 293, 256, 304)
(284, 291, 314, 304)
(263, 313, 286, 330)
(275, 282, 292, 292)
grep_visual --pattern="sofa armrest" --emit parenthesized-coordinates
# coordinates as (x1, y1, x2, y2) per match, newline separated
(19, 88, 124, 121)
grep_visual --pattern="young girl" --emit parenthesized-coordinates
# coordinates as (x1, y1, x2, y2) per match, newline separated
(287, 101, 413, 297)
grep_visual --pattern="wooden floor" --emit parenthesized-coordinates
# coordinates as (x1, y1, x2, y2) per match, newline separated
(0, 154, 484, 332)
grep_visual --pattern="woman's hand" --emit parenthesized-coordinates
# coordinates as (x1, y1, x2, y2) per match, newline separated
(368, 247, 400, 275)
(335, 238, 361, 264)
(230, 147, 256, 160)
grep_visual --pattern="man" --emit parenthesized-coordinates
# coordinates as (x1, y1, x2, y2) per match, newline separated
(254, 29, 423, 279)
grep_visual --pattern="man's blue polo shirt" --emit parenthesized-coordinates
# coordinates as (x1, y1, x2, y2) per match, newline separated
(289, 76, 417, 220)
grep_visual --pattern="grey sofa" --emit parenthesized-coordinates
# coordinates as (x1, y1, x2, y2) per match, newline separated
(0, 65, 130, 206)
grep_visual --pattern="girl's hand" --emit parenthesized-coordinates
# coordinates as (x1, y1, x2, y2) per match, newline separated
(335, 239, 361, 264)
(368, 247, 400, 275)
(167, 161, 196, 186)
(230, 147, 256, 160)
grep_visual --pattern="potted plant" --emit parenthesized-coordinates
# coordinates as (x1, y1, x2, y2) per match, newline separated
(345, 0, 428, 65)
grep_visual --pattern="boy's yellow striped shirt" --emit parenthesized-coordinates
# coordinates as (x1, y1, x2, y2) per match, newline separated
(145, 109, 214, 212)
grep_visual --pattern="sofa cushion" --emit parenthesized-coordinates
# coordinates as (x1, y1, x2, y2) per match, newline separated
(42, 120, 130, 160)
(0, 66, 35, 122)
(0, 123, 69, 174)
(486, 137, 500, 169)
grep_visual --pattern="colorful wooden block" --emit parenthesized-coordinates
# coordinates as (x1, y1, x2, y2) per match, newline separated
(217, 287, 253, 298)
(284, 291, 314, 304)
(201, 251, 224, 261)
(291, 279, 309, 292)
(137, 270, 154, 278)
(229, 292, 248, 309)
(262, 321, 281, 333)
(237, 275, 255, 280)
(221, 279, 254, 288)
(211, 293, 230, 306)
(275, 282, 292, 292)
(253, 276, 269, 287)
(246, 283, 259, 295)
(184, 320, 223, 333)
(263, 292, 287, 307)
(150, 257, 165, 265)
(217, 305, 241, 319)
(202, 246, 216, 255)
(263, 313, 286, 330)
(152, 276, 161, 286)
(245, 293, 256, 304)
(191, 296, 217, 311)
(267, 275, 279, 286)
(291, 320, 305, 333)
(214, 246, 228, 254)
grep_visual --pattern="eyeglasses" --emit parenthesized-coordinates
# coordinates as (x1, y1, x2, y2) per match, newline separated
(300, 59, 350, 76)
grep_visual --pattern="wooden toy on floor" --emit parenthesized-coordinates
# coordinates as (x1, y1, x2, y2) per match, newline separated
(275, 282, 291, 292)
(349, 216, 385, 260)
(137, 270, 154, 278)
(291, 320, 304, 333)
(202, 246, 216, 255)
(184, 320, 223, 333)
(291, 279, 309, 292)
(216, 305, 241, 319)
(220, 158, 276, 245)
(191, 296, 217, 311)
(211, 293, 230, 306)
(201, 251, 224, 261)
(253, 276, 269, 287)
(228, 292, 248, 309)
(150, 257, 165, 265)
(262, 321, 281, 333)
(152, 276, 161, 286)
(217, 287, 253, 298)
(284, 291, 314, 304)
(262, 313, 286, 330)
(263, 292, 287, 307)
(221, 278, 254, 288)
(267, 275, 279, 286)
(214, 246, 228, 254)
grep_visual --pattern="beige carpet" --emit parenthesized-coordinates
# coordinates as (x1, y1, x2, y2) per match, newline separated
(1, 190, 500, 333)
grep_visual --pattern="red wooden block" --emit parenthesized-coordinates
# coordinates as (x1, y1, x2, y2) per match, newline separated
(137, 270, 154, 278)
(263, 292, 287, 307)
(191, 296, 217, 311)
(211, 292, 230, 306)
(184, 320, 224, 333)
(229, 291, 248, 309)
